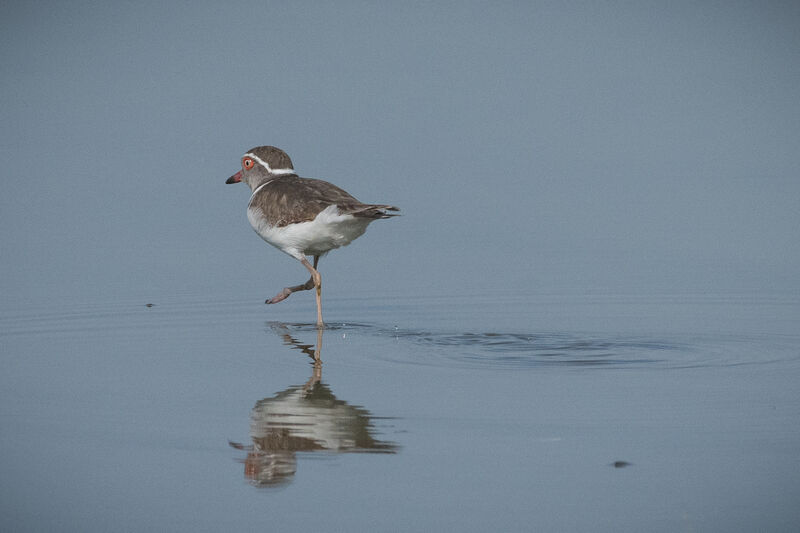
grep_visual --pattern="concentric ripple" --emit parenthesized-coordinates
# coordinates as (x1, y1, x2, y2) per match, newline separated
(289, 322, 800, 370)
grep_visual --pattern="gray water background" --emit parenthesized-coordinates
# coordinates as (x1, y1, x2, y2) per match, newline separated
(2, 1, 800, 531)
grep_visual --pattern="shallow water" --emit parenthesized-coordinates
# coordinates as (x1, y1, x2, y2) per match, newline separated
(1, 292, 799, 532)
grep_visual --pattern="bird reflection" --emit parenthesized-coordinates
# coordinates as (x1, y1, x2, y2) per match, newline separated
(230, 323, 397, 487)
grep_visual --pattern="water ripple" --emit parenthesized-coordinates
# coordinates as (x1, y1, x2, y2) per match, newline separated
(291, 322, 800, 370)
(2, 300, 798, 371)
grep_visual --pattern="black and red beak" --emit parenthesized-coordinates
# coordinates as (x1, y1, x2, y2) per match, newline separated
(226, 170, 243, 184)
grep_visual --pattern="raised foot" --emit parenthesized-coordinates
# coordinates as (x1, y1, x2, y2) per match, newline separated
(265, 287, 292, 304)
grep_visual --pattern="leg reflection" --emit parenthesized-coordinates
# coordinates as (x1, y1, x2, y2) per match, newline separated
(230, 324, 397, 488)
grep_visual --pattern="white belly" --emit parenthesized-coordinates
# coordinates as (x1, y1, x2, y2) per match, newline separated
(248, 204, 371, 260)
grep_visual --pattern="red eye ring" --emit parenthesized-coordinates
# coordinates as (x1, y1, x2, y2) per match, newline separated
(242, 157, 255, 170)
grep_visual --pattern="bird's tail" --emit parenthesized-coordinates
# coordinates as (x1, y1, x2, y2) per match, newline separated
(350, 204, 401, 219)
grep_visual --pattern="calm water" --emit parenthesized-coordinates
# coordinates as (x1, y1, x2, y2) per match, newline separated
(1, 291, 799, 532)
(4, 2, 799, 531)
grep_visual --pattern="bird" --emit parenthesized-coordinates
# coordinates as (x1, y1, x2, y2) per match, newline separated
(226, 146, 399, 328)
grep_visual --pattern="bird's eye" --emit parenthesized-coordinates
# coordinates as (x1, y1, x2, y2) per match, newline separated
(243, 157, 255, 170)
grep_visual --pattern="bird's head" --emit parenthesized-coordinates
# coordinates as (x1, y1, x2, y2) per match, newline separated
(226, 146, 296, 191)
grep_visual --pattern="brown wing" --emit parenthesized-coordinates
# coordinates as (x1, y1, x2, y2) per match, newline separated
(249, 176, 399, 227)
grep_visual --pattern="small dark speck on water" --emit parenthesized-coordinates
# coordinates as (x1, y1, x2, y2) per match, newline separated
(145, 303, 154, 308)
(612, 461, 632, 468)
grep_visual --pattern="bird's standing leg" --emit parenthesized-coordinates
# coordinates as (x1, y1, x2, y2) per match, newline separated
(300, 255, 323, 328)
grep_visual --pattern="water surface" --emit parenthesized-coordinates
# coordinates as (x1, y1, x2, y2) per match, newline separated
(1, 292, 799, 531)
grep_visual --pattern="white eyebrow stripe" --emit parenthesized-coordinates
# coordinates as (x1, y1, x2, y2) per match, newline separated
(245, 152, 296, 175)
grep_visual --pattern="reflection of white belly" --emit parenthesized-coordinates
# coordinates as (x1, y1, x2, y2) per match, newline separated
(248, 205, 371, 260)
(251, 389, 359, 451)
